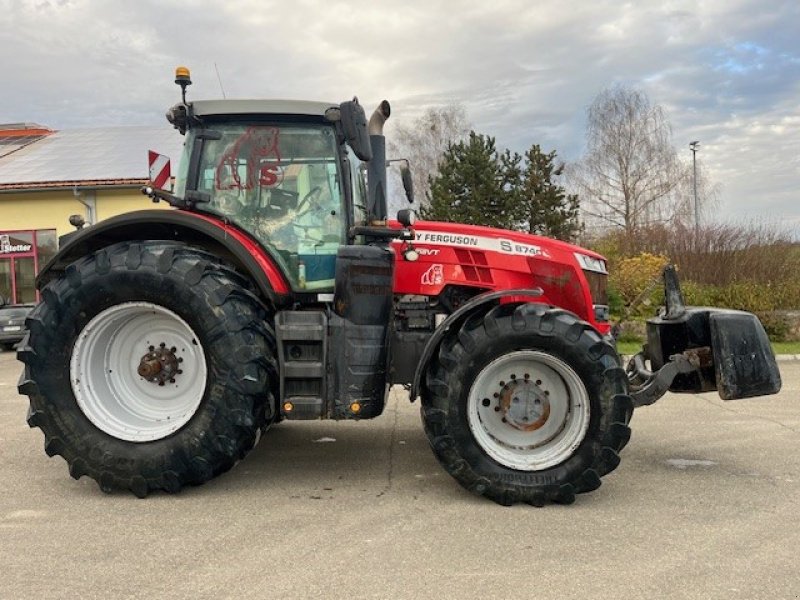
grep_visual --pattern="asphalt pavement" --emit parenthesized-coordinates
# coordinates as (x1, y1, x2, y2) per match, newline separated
(1, 348, 798, 600)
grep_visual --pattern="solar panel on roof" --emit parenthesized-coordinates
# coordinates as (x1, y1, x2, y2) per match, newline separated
(0, 134, 49, 158)
(0, 127, 185, 185)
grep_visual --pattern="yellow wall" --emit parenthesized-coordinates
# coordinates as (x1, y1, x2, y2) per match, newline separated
(0, 187, 167, 238)
(94, 188, 167, 222)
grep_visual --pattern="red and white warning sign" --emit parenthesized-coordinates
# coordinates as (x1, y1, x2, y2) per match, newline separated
(148, 150, 171, 190)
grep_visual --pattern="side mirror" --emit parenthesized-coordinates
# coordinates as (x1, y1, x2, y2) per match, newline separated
(400, 162, 415, 204)
(339, 98, 373, 162)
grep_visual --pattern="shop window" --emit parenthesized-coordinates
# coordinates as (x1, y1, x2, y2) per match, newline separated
(0, 261, 11, 303)
(0, 228, 56, 304)
(14, 258, 36, 304)
(36, 230, 57, 267)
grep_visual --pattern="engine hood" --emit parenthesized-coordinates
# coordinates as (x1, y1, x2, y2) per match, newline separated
(389, 219, 609, 331)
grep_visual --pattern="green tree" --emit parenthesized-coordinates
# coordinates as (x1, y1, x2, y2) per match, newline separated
(516, 144, 581, 241)
(422, 132, 519, 229)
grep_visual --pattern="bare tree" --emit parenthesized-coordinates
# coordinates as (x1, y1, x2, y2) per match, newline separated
(387, 104, 471, 212)
(571, 86, 686, 239)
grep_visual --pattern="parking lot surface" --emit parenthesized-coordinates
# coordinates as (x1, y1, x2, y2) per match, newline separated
(1, 349, 798, 599)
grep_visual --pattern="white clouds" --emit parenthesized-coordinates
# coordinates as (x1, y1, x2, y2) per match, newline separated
(1, 0, 797, 231)
(690, 91, 800, 225)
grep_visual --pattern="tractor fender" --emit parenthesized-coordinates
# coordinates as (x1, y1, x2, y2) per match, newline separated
(410, 288, 544, 400)
(37, 209, 290, 307)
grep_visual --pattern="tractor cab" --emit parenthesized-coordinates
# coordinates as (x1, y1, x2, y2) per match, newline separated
(172, 107, 363, 291)
(139, 66, 394, 293)
(167, 98, 373, 292)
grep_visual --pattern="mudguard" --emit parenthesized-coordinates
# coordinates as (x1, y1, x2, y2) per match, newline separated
(37, 209, 290, 306)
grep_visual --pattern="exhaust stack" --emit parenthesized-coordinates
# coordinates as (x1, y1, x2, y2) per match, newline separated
(367, 101, 391, 222)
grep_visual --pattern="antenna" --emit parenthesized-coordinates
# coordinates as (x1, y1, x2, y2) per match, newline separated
(214, 62, 227, 99)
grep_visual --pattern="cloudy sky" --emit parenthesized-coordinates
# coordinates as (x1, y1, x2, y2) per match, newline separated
(3, 0, 798, 234)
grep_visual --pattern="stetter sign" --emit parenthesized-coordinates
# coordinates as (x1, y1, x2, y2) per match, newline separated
(0, 235, 33, 255)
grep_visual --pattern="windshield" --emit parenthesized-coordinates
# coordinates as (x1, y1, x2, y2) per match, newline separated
(185, 123, 345, 291)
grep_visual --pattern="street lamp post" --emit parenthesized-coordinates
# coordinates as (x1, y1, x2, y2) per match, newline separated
(689, 141, 700, 240)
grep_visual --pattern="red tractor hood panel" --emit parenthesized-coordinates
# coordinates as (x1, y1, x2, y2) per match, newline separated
(389, 220, 609, 332)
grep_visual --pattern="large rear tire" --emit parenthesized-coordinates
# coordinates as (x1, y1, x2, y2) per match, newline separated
(18, 242, 278, 497)
(421, 303, 632, 506)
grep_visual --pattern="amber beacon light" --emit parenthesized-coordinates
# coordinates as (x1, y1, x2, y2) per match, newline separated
(174, 66, 192, 103)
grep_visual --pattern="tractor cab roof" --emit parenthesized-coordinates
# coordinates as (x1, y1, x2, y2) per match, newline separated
(191, 99, 338, 119)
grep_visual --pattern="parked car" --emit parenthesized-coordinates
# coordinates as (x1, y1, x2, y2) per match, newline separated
(0, 304, 36, 351)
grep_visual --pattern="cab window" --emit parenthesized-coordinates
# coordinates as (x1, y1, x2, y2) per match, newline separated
(194, 123, 344, 291)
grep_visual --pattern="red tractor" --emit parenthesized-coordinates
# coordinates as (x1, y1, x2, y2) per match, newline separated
(18, 68, 781, 505)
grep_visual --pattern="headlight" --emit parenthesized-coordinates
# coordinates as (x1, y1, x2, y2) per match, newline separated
(575, 252, 609, 321)
(574, 253, 607, 274)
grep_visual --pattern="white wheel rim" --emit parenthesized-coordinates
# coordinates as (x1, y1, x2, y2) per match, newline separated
(70, 302, 207, 443)
(467, 350, 591, 471)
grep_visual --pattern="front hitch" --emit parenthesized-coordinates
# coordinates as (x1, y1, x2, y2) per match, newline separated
(627, 266, 782, 407)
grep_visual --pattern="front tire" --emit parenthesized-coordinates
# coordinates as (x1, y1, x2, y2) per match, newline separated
(18, 242, 278, 497)
(421, 303, 632, 506)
